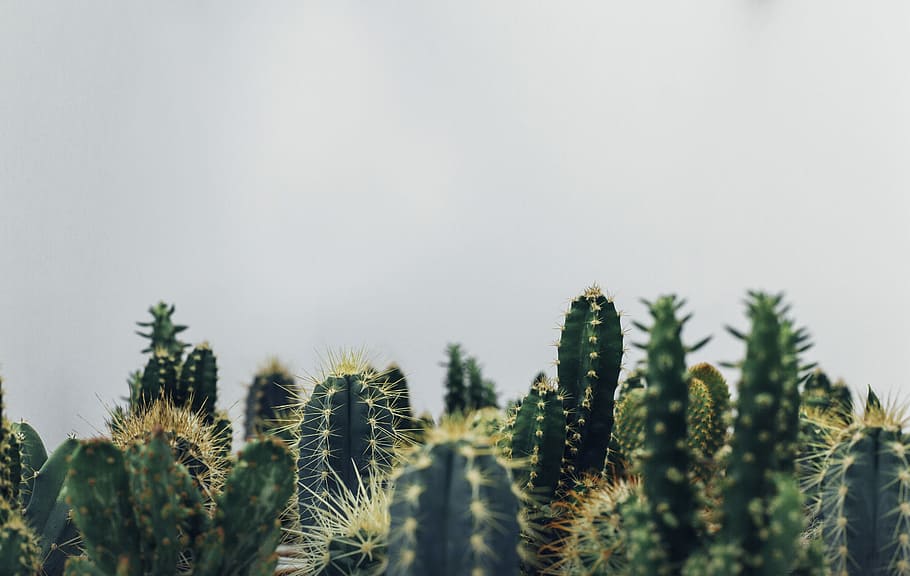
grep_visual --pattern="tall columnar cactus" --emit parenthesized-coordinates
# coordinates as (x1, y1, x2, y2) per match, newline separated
(803, 389, 910, 576)
(244, 358, 299, 440)
(65, 430, 294, 576)
(378, 363, 417, 437)
(131, 348, 180, 409)
(609, 372, 722, 482)
(387, 422, 521, 576)
(443, 343, 467, 415)
(0, 377, 43, 575)
(177, 343, 219, 421)
(632, 295, 705, 571)
(506, 376, 568, 500)
(557, 285, 623, 479)
(802, 369, 854, 423)
(709, 291, 812, 575)
(135, 301, 190, 359)
(297, 357, 403, 526)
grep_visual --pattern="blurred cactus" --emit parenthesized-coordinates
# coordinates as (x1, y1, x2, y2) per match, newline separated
(801, 388, 910, 576)
(387, 420, 521, 575)
(65, 430, 294, 575)
(543, 479, 637, 575)
(135, 301, 190, 359)
(243, 358, 299, 440)
(443, 345, 498, 415)
(109, 398, 230, 502)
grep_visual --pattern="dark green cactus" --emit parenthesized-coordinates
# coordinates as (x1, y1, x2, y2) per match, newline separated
(387, 422, 521, 576)
(243, 358, 299, 440)
(132, 348, 179, 409)
(805, 389, 910, 576)
(715, 291, 813, 575)
(687, 362, 730, 459)
(135, 301, 190, 359)
(24, 437, 81, 575)
(506, 376, 568, 500)
(177, 343, 219, 421)
(557, 285, 624, 479)
(465, 357, 498, 411)
(1, 377, 43, 575)
(633, 295, 703, 571)
(297, 363, 402, 526)
(379, 363, 417, 438)
(442, 343, 467, 415)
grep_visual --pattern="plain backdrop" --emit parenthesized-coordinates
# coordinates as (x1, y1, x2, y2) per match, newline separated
(1, 2, 908, 450)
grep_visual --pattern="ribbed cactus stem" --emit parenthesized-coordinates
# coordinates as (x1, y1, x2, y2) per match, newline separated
(507, 376, 567, 500)
(297, 369, 400, 525)
(638, 295, 698, 570)
(557, 285, 623, 478)
(387, 424, 520, 575)
(177, 343, 219, 421)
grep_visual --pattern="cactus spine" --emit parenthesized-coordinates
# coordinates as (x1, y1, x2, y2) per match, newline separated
(244, 358, 299, 440)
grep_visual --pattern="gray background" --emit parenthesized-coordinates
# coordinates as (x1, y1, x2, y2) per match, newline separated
(2, 2, 908, 450)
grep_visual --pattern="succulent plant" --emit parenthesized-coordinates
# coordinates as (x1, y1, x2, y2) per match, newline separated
(135, 301, 190, 360)
(244, 358, 299, 440)
(64, 430, 294, 576)
(296, 354, 406, 527)
(386, 420, 521, 576)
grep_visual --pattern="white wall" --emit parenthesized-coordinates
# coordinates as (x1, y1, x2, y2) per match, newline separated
(2, 2, 908, 449)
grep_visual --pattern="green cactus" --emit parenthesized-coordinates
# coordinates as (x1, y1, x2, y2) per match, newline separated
(718, 291, 812, 575)
(65, 431, 293, 576)
(132, 348, 180, 409)
(1, 377, 43, 575)
(557, 285, 624, 479)
(506, 376, 568, 500)
(387, 421, 521, 576)
(687, 362, 730, 459)
(177, 343, 219, 422)
(297, 356, 404, 526)
(109, 398, 230, 502)
(243, 358, 299, 440)
(543, 479, 636, 575)
(466, 356, 498, 411)
(12, 420, 48, 501)
(292, 471, 390, 576)
(25, 436, 82, 575)
(443, 343, 467, 415)
(633, 295, 703, 571)
(803, 390, 910, 576)
(135, 301, 190, 359)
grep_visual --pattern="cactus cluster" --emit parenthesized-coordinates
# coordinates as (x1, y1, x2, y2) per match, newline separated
(5, 287, 910, 575)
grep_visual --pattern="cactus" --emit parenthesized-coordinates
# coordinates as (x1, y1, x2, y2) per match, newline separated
(505, 376, 568, 500)
(466, 357, 498, 411)
(557, 285, 624, 480)
(443, 344, 467, 415)
(131, 348, 180, 409)
(632, 295, 704, 571)
(12, 420, 48, 501)
(109, 398, 230, 502)
(65, 430, 293, 576)
(135, 301, 190, 359)
(1, 377, 43, 575)
(243, 358, 299, 440)
(292, 471, 390, 576)
(387, 420, 521, 575)
(543, 478, 637, 575)
(177, 343, 219, 422)
(802, 389, 910, 576)
(687, 362, 730, 459)
(296, 355, 404, 526)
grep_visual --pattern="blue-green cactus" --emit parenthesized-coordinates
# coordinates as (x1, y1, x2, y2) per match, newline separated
(387, 421, 521, 575)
